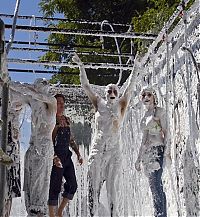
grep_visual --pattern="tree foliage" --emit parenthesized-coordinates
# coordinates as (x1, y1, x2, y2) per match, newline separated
(39, 0, 183, 85)
(132, 0, 181, 53)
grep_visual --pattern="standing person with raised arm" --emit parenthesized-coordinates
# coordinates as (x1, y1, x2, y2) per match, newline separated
(10, 78, 57, 217)
(73, 53, 139, 217)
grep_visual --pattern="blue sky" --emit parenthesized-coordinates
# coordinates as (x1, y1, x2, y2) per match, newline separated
(0, 1, 64, 148)
(0, 0, 63, 83)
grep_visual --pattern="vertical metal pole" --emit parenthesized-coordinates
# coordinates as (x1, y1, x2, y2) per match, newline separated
(0, 18, 9, 217)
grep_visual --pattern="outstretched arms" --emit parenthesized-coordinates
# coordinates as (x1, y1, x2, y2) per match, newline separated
(72, 53, 98, 110)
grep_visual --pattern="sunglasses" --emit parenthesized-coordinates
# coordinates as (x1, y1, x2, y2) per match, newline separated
(42, 80, 48, 85)
(107, 89, 118, 96)
(142, 92, 152, 98)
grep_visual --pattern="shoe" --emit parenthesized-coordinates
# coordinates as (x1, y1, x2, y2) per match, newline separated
(0, 148, 13, 165)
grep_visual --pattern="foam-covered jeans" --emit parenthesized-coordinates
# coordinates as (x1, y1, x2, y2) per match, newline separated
(148, 146, 167, 217)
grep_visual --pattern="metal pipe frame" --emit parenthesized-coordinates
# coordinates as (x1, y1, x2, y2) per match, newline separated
(4, 24, 157, 40)
(0, 13, 132, 27)
(7, 58, 134, 70)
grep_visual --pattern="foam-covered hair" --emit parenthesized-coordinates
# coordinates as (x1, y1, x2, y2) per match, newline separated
(140, 87, 158, 105)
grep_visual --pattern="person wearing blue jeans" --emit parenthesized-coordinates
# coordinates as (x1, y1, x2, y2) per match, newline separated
(135, 87, 171, 217)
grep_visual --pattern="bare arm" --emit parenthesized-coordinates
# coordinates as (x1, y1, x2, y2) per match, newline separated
(70, 136, 80, 157)
(70, 135, 83, 165)
(72, 53, 98, 110)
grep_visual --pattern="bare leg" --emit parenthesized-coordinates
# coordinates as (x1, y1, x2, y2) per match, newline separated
(49, 205, 56, 217)
(57, 198, 69, 217)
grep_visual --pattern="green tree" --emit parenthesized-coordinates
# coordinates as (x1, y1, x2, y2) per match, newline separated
(131, 0, 195, 53)
(39, 0, 186, 85)
(39, 0, 151, 85)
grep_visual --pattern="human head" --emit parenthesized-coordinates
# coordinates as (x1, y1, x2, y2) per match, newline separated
(105, 84, 119, 104)
(55, 93, 65, 115)
(140, 87, 158, 106)
(34, 78, 49, 93)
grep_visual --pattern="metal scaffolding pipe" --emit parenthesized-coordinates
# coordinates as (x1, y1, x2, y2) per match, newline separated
(8, 68, 123, 77)
(7, 58, 134, 70)
(9, 46, 132, 58)
(0, 13, 132, 27)
(4, 24, 157, 40)
(5, 40, 102, 49)
(0, 18, 9, 217)
(8, 68, 77, 75)
(6, 0, 21, 54)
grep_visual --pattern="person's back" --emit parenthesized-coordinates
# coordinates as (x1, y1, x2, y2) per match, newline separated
(29, 97, 56, 152)
(21, 79, 57, 216)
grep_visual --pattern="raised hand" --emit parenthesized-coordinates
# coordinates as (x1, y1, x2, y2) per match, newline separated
(72, 53, 83, 65)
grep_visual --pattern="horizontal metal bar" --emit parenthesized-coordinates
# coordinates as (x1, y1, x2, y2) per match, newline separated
(5, 40, 102, 49)
(0, 13, 131, 27)
(8, 68, 123, 76)
(8, 68, 77, 75)
(10, 46, 132, 58)
(4, 24, 157, 40)
(8, 58, 134, 70)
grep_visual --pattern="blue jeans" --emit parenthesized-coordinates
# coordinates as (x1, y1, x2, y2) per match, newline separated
(148, 146, 167, 217)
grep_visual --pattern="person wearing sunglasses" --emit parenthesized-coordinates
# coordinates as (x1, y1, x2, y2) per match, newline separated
(135, 87, 171, 217)
(72, 53, 138, 217)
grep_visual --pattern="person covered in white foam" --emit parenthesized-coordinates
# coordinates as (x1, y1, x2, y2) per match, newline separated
(135, 87, 171, 217)
(9, 78, 57, 217)
(73, 53, 139, 217)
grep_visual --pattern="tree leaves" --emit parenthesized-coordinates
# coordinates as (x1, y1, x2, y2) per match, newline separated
(39, 0, 182, 84)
